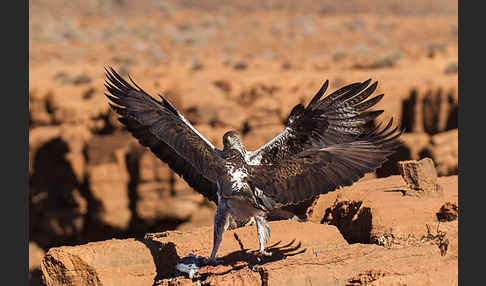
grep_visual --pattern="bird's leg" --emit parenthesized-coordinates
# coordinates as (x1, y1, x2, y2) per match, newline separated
(209, 201, 230, 264)
(255, 216, 272, 256)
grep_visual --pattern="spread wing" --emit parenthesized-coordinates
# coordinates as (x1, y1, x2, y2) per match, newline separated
(247, 79, 385, 166)
(104, 67, 224, 204)
(249, 121, 403, 206)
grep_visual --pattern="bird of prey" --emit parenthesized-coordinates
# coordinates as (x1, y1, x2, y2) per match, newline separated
(104, 67, 402, 262)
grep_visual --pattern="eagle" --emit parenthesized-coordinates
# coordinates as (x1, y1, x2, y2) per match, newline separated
(104, 67, 402, 262)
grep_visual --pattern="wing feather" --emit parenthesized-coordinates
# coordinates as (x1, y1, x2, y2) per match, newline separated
(249, 121, 403, 206)
(247, 79, 386, 166)
(104, 67, 224, 203)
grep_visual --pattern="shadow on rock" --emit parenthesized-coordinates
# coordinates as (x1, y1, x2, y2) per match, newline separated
(220, 237, 306, 267)
(30, 137, 86, 250)
(140, 235, 305, 284)
(137, 238, 181, 283)
(183, 238, 307, 283)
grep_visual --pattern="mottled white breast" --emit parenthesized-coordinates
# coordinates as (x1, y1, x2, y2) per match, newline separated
(226, 163, 248, 191)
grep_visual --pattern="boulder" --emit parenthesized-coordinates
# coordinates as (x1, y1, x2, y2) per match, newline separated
(306, 175, 457, 247)
(42, 238, 156, 286)
(398, 157, 442, 197)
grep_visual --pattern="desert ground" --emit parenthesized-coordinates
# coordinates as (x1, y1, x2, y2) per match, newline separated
(29, 0, 458, 285)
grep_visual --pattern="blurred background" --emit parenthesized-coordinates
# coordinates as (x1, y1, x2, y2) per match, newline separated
(29, 0, 457, 284)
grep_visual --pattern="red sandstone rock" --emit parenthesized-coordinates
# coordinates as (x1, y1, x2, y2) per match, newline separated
(398, 157, 442, 197)
(41, 221, 347, 285)
(87, 162, 131, 230)
(129, 147, 215, 226)
(401, 87, 458, 135)
(136, 181, 208, 223)
(42, 238, 156, 286)
(29, 124, 92, 249)
(41, 213, 458, 286)
(85, 134, 132, 229)
(306, 175, 457, 246)
(29, 241, 45, 272)
(436, 202, 458, 222)
(426, 129, 458, 176)
(30, 242, 46, 286)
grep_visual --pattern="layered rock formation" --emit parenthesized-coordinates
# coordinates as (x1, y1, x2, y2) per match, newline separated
(41, 174, 458, 285)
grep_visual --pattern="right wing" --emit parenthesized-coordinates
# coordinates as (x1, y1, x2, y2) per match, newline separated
(247, 79, 384, 166)
(249, 121, 402, 206)
(104, 67, 225, 204)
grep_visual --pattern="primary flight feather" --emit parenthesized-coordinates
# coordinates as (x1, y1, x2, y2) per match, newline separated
(104, 67, 402, 261)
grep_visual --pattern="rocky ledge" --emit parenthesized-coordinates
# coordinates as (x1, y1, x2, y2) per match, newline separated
(41, 170, 458, 286)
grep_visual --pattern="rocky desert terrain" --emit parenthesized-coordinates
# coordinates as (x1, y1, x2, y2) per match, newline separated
(29, 0, 458, 285)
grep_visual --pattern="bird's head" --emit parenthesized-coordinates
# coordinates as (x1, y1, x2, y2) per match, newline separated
(223, 131, 244, 152)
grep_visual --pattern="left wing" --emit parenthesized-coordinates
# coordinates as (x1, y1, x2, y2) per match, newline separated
(104, 67, 225, 203)
(248, 121, 402, 206)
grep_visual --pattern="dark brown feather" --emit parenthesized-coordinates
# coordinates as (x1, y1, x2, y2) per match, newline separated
(248, 79, 387, 166)
(104, 67, 224, 204)
(249, 122, 402, 206)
